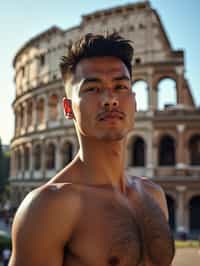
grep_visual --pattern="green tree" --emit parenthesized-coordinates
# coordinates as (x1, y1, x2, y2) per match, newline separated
(0, 138, 10, 200)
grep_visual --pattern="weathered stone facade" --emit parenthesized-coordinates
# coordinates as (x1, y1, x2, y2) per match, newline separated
(10, 2, 200, 237)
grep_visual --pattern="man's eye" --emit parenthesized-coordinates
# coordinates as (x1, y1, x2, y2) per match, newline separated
(85, 87, 100, 92)
(115, 85, 128, 90)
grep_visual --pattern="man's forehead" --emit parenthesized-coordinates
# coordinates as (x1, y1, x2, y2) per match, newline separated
(74, 56, 130, 81)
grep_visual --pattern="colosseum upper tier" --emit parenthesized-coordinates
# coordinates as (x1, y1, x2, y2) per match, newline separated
(10, 1, 200, 236)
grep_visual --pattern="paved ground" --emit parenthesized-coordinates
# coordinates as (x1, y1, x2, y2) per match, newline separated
(172, 248, 200, 266)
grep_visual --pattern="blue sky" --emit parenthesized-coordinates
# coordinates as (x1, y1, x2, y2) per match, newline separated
(0, 0, 200, 144)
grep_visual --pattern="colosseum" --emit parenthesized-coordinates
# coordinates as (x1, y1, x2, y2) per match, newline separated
(10, 1, 200, 237)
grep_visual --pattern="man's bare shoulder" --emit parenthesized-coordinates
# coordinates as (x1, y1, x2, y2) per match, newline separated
(16, 182, 81, 215)
(10, 182, 82, 266)
(128, 175, 163, 192)
(13, 182, 82, 231)
(128, 176, 168, 220)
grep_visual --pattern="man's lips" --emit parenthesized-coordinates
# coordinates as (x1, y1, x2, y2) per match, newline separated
(97, 111, 125, 121)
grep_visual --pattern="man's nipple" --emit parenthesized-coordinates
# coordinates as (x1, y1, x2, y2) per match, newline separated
(108, 256, 120, 266)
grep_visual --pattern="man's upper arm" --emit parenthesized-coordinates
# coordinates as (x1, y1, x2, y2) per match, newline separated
(9, 185, 81, 266)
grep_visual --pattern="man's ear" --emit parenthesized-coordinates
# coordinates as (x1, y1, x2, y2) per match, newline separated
(63, 97, 74, 119)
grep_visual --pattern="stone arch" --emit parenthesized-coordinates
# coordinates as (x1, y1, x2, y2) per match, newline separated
(159, 135, 176, 166)
(166, 194, 175, 231)
(157, 78, 177, 110)
(132, 80, 148, 111)
(46, 142, 56, 170)
(33, 143, 41, 170)
(188, 134, 200, 165)
(61, 141, 73, 167)
(36, 97, 45, 124)
(48, 94, 59, 121)
(128, 135, 146, 167)
(189, 195, 200, 235)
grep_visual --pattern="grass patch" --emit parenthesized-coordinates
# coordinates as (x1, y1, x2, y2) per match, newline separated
(175, 240, 200, 248)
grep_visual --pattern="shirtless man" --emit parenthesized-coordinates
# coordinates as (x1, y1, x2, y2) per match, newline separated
(9, 33, 175, 266)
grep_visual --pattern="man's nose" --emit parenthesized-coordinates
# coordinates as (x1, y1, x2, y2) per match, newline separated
(102, 92, 119, 109)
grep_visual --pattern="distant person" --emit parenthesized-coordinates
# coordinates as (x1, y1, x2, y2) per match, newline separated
(9, 32, 175, 266)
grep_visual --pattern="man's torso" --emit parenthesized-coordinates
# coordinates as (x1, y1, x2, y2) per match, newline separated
(58, 177, 174, 266)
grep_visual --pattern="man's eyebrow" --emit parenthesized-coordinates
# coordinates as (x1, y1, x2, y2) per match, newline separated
(113, 75, 130, 81)
(81, 75, 130, 86)
(81, 77, 102, 86)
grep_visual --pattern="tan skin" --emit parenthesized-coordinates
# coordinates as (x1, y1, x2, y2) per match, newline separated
(9, 57, 175, 266)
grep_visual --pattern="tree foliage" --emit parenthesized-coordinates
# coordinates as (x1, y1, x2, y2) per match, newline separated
(0, 138, 10, 195)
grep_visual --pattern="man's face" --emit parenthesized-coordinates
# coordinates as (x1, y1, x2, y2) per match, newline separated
(68, 56, 136, 141)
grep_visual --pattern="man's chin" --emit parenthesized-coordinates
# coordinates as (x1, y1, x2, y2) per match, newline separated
(96, 131, 126, 141)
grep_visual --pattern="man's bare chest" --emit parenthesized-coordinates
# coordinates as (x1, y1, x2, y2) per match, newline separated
(64, 186, 174, 266)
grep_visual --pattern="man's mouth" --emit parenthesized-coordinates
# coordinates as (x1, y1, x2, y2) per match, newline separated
(97, 111, 125, 121)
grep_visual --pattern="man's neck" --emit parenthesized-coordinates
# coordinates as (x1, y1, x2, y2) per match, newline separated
(77, 137, 127, 193)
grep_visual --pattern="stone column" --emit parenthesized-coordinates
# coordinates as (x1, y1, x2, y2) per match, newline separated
(23, 102, 28, 131)
(175, 66, 184, 105)
(147, 68, 157, 111)
(16, 107, 21, 136)
(41, 139, 46, 179)
(58, 93, 64, 123)
(32, 96, 37, 130)
(44, 94, 49, 126)
(176, 124, 187, 173)
(176, 185, 187, 233)
(152, 130, 159, 173)
(55, 137, 61, 172)
(146, 129, 154, 177)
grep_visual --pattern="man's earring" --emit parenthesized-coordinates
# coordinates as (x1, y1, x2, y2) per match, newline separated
(65, 112, 73, 119)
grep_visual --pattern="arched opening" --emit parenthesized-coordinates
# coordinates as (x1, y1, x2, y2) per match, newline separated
(36, 98, 45, 124)
(132, 80, 148, 111)
(62, 142, 73, 167)
(189, 196, 200, 235)
(130, 137, 146, 166)
(34, 144, 41, 170)
(46, 143, 55, 170)
(24, 146, 30, 171)
(49, 94, 59, 121)
(189, 135, 200, 165)
(20, 105, 24, 128)
(159, 135, 176, 166)
(166, 194, 175, 231)
(15, 111, 18, 133)
(27, 101, 33, 126)
(157, 78, 177, 110)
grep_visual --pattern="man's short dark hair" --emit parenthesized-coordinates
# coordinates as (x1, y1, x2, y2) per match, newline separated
(60, 32, 134, 83)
